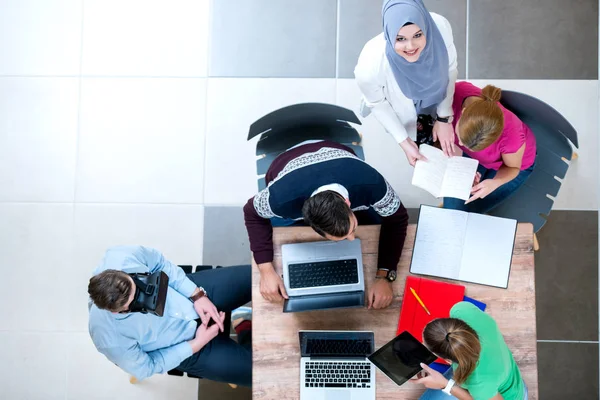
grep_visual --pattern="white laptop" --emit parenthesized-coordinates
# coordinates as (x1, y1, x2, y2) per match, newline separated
(299, 330, 376, 400)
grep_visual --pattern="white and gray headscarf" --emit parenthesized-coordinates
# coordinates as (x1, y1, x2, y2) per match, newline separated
(382, 0, 449, 115)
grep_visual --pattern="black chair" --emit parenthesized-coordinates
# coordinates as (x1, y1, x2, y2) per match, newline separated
(247, 103, 364, 191)
(487, 90, 579, 250)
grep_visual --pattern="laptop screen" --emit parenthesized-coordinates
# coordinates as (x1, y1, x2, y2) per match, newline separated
(367, 331, 437, 386)
(300, 331, 374, 357)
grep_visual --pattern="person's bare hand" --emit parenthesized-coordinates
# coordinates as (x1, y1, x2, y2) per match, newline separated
(367, 279, 394, 309)
(432, 120, 455, 157)
(465, 179, 500, 204)
(193, 296, 224, 333)
(472, 172, 482, 187)
(189, 311, 226, 353)
(413, 363, 448, 390)
(399, 138, 427, 167)
(258, 262, 289, 302)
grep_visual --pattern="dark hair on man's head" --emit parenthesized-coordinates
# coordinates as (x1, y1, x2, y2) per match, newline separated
(88, 269, 133, 312)
(302, 191, 353, 238)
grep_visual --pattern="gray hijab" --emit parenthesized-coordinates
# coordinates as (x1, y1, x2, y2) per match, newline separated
(382, 0, 449, 114)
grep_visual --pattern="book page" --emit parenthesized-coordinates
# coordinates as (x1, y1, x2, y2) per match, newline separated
(411, 144, 447, 198)
(458, 213, 517, 288)
(410, 206, 469, 280)
(439, 156, 479, 201)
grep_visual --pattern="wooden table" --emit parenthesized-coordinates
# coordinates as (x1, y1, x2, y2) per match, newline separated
(252, 224, 538, 399)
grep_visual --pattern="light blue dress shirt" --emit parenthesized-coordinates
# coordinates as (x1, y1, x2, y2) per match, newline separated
(88, 246, 200, 380)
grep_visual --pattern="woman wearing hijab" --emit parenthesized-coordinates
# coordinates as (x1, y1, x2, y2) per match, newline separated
(355, 0, 458, 166)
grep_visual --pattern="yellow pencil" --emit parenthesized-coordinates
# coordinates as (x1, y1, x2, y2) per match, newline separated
(409, 287, 431, 315)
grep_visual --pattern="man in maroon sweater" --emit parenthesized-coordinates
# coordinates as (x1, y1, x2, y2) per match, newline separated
(244, 140, 409, 309)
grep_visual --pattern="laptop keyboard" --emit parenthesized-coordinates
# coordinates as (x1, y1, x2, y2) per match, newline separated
(288, 259, 359, 289)
(306, 339, 372, 357)
(304, 361, 372, 389)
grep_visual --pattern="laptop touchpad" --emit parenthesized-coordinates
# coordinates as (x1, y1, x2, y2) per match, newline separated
(325, 390, 351, 400)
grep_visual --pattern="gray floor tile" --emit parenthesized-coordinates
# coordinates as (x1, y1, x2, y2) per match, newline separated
(203, 206, 251, 266)
(535, 211, 598, 341)
(468, 0, 598, 79)
(537, 342, 598, 400)
(209, 0, 337, 77)
(337, 0, 466, 79)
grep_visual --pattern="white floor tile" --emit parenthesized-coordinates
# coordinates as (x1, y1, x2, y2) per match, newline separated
(335, 79, 440, 208)
(204, 78, 337, 204)
(66, 332, 198, 400)
(68, 204, 204, 331)
(0, 332, 67, 400)
(0, 78, 78, 202)
(76, 78, 206, 203)
(0, 204, 73, 331)
(469, 80, 599, 210)
(0, 0, 82, 76)
(82, 0, 209, 77)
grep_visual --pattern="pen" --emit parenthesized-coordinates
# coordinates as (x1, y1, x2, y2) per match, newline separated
(409, 287, 431, 315)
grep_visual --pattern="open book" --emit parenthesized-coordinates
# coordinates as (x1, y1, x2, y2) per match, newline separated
(410, 205, 517, 288)
(412, 144, 479, 201)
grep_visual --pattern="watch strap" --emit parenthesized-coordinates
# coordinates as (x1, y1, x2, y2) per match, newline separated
(442, 378, 455, 395)
(436, 115, 451, 123)
(190, 287, 207, 302)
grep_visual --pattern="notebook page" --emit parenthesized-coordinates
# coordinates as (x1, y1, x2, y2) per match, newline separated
(411, 206, 469, 279)
(439, 156, 479, 200)
(412, 145, 447, 198)
(458, 213, 517, 288)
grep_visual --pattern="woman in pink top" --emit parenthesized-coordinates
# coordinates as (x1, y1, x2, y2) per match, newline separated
(443, 82, 537, 213)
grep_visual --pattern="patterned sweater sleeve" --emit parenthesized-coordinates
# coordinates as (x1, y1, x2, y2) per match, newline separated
(371, 179, 409, 272)
(243, 192, 275, 265)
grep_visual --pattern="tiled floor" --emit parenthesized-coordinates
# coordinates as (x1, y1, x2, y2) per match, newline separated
(0, 0, 597, 399)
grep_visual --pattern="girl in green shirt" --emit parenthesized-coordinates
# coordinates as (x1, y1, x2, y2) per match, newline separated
(415, 302, 528, 400)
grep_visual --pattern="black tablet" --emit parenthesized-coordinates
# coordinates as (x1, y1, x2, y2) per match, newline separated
(368, 331, 438, 386)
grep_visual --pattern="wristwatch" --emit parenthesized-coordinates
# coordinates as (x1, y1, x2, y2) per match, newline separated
(442, 378, 455, 395)
(375, 268, 397, 282)
(436, 115, 452, 123)
(190, 286, 208, 302)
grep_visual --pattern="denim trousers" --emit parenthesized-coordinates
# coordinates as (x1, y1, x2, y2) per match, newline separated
(443, 159, 535, 214)
(418, 368, 529, 400)
(177, 265, 252, 386)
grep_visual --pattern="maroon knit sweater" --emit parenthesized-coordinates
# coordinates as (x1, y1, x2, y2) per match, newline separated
(243, 141, 408, 271)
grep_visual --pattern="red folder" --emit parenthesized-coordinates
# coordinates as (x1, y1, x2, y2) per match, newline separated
(397, 276, 465, 364)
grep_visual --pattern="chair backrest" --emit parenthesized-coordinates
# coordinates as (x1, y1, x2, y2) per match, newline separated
(249, 103, 364, 191)
(248, 103, 362, 156)
(487, 90, 579, 232)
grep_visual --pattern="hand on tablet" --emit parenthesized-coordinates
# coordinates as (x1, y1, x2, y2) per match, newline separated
(413, 363, 448, 390)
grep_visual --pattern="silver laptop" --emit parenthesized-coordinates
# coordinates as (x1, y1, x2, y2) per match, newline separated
(300, 330, 376, 400)
(281, 240, 365, 313)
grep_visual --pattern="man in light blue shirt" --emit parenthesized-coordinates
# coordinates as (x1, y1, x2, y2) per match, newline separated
(88, 245, 251, 386)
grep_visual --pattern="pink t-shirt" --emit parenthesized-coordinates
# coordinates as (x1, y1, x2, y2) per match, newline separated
(452, 81, 536, 170)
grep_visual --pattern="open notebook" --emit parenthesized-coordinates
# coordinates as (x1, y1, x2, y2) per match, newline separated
(412, 144, 479, 200)
(410, 205, 517, 288)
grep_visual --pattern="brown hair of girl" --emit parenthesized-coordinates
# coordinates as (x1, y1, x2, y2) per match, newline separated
(457, 85, 504, 152)
(423, 318, 481, 385)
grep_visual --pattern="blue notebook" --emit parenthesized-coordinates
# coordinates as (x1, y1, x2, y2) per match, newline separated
(429, 296, 487, 373)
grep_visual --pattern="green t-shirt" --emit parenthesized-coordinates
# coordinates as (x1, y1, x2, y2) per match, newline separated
(450, 302, 524, 400)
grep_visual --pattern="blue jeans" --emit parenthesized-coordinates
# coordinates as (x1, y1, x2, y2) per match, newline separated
(177, 265, 252, 386)
(443, 160, 535, 214)
(419, 369, 529, 400)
